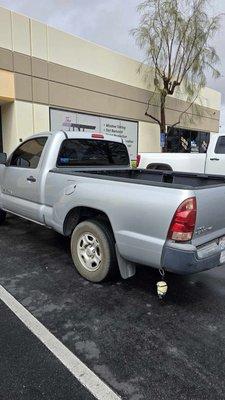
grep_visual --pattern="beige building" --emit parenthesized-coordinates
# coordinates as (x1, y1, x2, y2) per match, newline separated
(0, 5, 221, 159)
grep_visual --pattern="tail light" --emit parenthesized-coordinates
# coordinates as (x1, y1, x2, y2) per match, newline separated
(167, 197, 197, 242)
(136, 154, 141, 167)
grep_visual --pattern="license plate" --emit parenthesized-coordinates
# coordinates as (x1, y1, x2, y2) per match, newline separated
(220, 236, 225, 263)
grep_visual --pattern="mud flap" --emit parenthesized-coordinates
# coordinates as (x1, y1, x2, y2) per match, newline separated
(115, 244, 136, 279)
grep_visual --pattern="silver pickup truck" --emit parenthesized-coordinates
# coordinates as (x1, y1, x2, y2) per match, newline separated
(1, 130, 225, 283)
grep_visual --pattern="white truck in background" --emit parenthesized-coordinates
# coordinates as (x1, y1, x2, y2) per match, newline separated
(138, 133, 225, 175)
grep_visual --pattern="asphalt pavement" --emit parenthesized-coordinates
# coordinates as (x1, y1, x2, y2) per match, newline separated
(0, 300, 95, 400)
(1, 215, 225, 399)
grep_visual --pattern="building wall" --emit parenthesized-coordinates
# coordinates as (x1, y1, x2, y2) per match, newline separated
(0, 5, 221, 155)
(138, 123, 160, 153)
(1, 103, 17, 153)
(0, 6, 220, 108)
(0, 48, 217, 131)
(2, 101, 49, 154)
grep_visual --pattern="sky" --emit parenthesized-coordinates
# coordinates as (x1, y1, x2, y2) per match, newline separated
(0, 0, 224, 130)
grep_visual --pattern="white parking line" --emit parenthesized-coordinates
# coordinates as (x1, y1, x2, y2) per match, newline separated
(0, 285, 121, 400)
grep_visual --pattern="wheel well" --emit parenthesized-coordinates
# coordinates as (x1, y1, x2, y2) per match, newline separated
(146, 163, 173, 171)
(63, 206, 114, 237)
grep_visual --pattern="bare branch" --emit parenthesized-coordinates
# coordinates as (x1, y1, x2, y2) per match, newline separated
(167, 92, 200, 134)
(145, 91, 161, 126)
(168, 0, 178, 78)
(145, 111, 161, 126)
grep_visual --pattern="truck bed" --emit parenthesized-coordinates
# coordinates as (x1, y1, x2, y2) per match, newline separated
(51, 168, 225, 189)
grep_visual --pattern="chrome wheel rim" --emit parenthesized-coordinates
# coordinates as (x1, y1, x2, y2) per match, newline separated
(77, 232, 102, 272)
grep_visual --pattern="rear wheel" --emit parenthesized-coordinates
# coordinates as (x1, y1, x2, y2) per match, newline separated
(71, 219, 117, 282)
(0, 210, 6, 224)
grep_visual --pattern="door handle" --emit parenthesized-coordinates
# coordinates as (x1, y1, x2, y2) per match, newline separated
(210, 158, 220, 161)
(27, 176, 36, 182)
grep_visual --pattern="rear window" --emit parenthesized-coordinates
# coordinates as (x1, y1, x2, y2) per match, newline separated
(57, 139, 129, 167)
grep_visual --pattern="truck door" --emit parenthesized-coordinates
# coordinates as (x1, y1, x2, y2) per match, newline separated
(1, 136, 48, 221)
(205, 135, 225, 175)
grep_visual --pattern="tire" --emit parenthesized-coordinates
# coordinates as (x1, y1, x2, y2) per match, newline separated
(0, 209, 6, 224)
(71, 219, 117, 282)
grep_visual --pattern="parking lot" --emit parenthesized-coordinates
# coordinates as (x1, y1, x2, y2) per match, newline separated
(1, 215, 225, 399)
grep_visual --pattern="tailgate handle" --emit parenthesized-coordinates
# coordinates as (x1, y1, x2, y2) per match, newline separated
(27, 176, 36, 183)
(210, 157, 219, 161)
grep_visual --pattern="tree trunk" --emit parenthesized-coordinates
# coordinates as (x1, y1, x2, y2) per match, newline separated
(160, 92, 167, 133)
(160, 92, 167, 152)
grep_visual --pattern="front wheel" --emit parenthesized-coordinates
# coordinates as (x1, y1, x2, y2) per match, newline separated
(71, 219, 117, 282)
(0, 210, 6, 224)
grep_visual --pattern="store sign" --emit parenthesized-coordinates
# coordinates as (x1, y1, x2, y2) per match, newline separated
(50, 109, 138, 160)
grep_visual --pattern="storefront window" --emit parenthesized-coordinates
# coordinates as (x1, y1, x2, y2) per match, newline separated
(50, 108, 138, 161)
(165, 128, 210, 153)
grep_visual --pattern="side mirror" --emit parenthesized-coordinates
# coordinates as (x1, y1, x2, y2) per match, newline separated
(0, 153, 7, 165)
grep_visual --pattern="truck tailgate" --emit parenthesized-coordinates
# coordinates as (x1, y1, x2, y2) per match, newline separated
(192, 185, 225, 246)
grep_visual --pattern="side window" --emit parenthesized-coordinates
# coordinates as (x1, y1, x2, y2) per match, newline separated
(9, 137, 47, 168)
(215, 136, 225, 154)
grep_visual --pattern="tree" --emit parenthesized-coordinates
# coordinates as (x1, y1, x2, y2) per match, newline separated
(131, 0, 222, 135)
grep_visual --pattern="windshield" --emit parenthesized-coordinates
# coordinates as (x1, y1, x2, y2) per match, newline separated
(57, 139, 130, 167)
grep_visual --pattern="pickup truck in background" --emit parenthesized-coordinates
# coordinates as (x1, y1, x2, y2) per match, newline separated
(1, 131, 225, 284)
(138, 133, 225, 174)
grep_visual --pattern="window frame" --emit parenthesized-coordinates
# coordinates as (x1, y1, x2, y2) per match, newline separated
(56, 138, 130, 168)
(6, 136, 48, 169)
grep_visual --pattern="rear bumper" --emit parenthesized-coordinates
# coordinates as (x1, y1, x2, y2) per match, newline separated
(161, 240, 224, 275)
